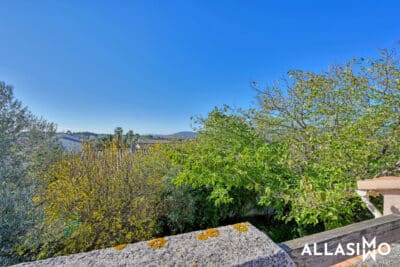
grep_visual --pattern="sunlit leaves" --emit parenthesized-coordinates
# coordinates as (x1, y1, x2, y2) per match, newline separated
(35, 143, 170, 258)
(170, 107, 291, 217)
(256, 48, 400, 230)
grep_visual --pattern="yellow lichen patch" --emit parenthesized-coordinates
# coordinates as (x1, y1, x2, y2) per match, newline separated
(147, 237, 167, 249)
(205, 228, 220, 238)
(114, 244, 127, 250)
(196, 233, 209, 241)
(233, 222, 250, 233)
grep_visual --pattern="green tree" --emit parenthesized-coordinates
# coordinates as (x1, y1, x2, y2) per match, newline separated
(0, 82, 62, 265)
(170, 107, 291, 219)
(161, 171, 234, 234)
(169, 48, 400, 238)
(254, 48, 400, 229)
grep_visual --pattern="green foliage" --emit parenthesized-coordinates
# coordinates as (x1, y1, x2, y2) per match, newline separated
(4, 48, 400, 263)
(170, 107, 292, 218)
(168, 48, 400, 238)
(255, 48, 400, 229)
(29, 143, 169, 259)
(0, 82, 61, 265)
(89, 128, 139, 150)
(160, 178, 232, 235)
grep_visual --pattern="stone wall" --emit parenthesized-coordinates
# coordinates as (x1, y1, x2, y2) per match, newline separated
(14, 223, 295, 267)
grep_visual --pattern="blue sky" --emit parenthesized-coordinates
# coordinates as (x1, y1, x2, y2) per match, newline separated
(1, 1, 399, 134)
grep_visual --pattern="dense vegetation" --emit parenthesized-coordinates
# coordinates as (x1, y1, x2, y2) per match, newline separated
(1, 48, 400, 265)
(30, 143, 168, 259)
(0, 83, 62, 265)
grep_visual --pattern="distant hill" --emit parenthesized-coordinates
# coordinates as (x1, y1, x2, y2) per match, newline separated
(167, 131, 198, 138)
(59, 131, 197, 140)
(151, 131, 197, 139)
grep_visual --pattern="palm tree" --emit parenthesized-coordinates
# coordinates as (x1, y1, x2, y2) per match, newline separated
(114, 127, 123, 147)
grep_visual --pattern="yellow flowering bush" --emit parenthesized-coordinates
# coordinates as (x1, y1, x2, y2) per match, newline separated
(35, 142, 170, 258)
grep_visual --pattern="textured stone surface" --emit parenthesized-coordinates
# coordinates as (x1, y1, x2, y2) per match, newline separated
(354, 242, 400, 267)
(14, 223, 295, 267)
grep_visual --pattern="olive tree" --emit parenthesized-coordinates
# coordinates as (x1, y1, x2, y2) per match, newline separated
(0, 82, 62, 265)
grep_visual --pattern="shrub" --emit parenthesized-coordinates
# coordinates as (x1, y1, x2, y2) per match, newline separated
(31, 143, 169, 259)
(160, 179, 232, 235)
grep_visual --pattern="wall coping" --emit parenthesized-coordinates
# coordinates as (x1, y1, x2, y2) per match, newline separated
(14, 223, 295, 267)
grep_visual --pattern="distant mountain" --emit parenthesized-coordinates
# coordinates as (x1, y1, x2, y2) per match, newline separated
(150, 131, 197, 139)
(167, 131, 198, 138)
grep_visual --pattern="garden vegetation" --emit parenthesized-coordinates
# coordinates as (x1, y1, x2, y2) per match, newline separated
(1, 48, 400, 265)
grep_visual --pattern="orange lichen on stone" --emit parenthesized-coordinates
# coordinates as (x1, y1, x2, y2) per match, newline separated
(233, 222, 250, 233)
(147, 237, 167, 249)
(114, 244, 127, 250)
(196, 233, 209, 241)
(205, 228, 220, 237)
(196, 228, 220, 241)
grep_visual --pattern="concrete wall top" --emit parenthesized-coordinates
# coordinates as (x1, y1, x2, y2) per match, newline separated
(15, 223, 295, 267)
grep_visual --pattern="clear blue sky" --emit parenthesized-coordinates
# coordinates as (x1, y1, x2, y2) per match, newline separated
(1, 1, 399, 134)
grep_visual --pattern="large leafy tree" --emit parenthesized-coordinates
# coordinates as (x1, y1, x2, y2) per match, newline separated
(0, 82, 62, 265)
(170, 48, 400, 237)
(255, 48, 400, 229)
(171, 106, 291, 218)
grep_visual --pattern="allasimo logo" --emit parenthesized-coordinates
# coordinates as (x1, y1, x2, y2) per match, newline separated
(301, 236, 391, 262)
